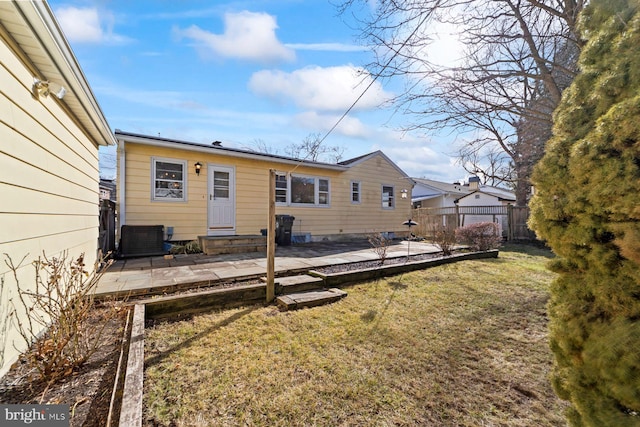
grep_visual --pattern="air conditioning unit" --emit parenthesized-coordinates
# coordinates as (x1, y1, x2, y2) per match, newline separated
(119, 225, 166, 258)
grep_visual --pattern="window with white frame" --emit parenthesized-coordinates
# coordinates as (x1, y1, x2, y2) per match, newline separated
(276, 174, 330, 206)
(318, 179, 329, 205)
(351, 181, 361, 204)
(382, 185, 395, 209)
(152, 158, 186, 201)
(275, 172, 288, 204)
(291, 176, 315, 204)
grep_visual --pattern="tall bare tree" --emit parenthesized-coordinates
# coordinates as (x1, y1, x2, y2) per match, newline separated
(340, 0, 583, 205)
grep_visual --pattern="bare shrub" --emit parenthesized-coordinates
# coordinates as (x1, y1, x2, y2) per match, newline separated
(429, 223, 457, 256)
(455, 222, 502, 251)
(4, 252, 121, 384)
(368, 232, 390, 265)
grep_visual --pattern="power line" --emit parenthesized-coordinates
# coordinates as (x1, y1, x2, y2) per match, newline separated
(316, 11, 431, 147)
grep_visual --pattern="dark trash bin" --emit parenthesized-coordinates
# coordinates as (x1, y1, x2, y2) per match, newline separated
(275, 215, 295, 246)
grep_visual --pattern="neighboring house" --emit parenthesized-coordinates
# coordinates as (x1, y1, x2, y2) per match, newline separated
(0, 1, 116, 377)
(411, 178, 471, 208)
(454, 179, 516, 236)
(411, 176, 516, 236)
(115, 130, 413, 243)
(100, 179, 117, 201)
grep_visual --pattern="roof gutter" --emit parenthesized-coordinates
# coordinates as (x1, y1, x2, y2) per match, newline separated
(115, 132, 349, 171)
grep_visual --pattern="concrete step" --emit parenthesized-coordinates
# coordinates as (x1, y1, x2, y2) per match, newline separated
(199, 235, 267, 255)
(273, 274, 324, 294)
(276, 288, 347, 311)
(203, 244, 267, 255)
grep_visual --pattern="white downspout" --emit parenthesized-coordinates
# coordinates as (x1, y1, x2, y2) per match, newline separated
(118, 139, 126, 228)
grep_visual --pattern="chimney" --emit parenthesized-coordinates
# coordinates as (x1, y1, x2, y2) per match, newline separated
(468, 176, 480, 190)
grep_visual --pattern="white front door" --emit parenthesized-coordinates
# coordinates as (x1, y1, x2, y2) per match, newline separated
(207, 165, 235, 235)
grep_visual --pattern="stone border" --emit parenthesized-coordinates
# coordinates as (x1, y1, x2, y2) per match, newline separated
(309, 250, 499, 287)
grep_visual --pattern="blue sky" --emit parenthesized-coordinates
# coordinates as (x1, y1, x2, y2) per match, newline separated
(47, 0, 467, 182)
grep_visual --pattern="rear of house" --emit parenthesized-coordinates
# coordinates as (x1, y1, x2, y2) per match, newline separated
(0, 1, 115, 377)
(116, 131, 413, 246)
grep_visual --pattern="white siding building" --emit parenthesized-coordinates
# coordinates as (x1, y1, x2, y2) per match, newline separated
(0, 1, 115, 377)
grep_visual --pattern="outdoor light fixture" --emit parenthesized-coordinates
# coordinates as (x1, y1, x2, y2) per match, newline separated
(195, 162, 202, 176)
(32, 78, 66, 99)
(33, 78, 50, 98)
(401, 189, 408, 199)
(402, 218, 419, 259)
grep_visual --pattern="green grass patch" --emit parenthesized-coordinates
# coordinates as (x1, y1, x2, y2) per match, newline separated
(144, 244, 568, 426)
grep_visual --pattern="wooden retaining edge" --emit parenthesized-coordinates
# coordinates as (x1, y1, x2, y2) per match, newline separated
(106, 306, 132, 426)
(142, 283, 267, 320)
(309, 250, 499, 287)
(118, 304, 145, 427)
(95, 267, 316, 301)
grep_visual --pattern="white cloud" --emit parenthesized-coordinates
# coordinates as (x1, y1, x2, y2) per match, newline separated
(292, 111, 370, 138)
(372, 136, 465, 182)
(285, 43, 367, 52)
(54, 6, 130, 45)
(248, 65, 392, 112)
(426, 20, 466, 69)
(175, 11, 295, 64)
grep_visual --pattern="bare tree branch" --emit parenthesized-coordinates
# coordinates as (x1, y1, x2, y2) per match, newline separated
(340, 0, 583, 205)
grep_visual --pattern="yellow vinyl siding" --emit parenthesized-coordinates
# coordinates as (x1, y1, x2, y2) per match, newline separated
(122, 142, 412, 241)
(0, 34, 103, 378)
(0, 65, 99, 180)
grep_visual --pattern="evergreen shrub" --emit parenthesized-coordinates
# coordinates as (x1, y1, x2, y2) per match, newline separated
(528, 1, 640, 425)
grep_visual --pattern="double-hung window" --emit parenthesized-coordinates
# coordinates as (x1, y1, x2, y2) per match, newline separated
(382, 185, 395, 209)
(276, 173, 330, 206)
(351, 181, 361, 204)
(152, 158, 186, 201)
(275, 173, 288, 204)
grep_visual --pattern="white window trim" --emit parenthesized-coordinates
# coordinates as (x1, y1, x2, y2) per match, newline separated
(351, 180, 361, 204)
(151, 157, 187, 202)
(276, 173, 331, 207)
(275, 172, 289, 205)
(381, 184, 395, 209)
(317, 177, 330, 206)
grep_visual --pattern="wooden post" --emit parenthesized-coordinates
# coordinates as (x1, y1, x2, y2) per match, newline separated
(507, 204, 514, 241)
(266, 169, 276, 302)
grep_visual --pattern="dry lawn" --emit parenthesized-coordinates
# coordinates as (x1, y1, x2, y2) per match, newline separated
(144, 244, 568, 426)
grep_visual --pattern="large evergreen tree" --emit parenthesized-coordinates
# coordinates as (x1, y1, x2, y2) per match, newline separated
(529, 0, 640, 425)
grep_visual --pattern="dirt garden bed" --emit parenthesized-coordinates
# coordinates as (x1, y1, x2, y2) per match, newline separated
(0, 307, 129, 427)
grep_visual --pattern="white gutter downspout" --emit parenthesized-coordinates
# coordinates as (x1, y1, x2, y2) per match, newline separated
(118, 139, 126, 228)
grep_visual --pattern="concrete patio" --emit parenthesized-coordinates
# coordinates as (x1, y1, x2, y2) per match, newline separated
(95, 240, 442, 298)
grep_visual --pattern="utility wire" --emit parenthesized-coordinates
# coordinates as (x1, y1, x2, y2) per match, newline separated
(316, 11, 431, 147)
(288, 10, 430, 174)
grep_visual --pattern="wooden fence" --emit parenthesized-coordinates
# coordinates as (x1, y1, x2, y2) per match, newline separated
(99, 199, 116, 256)
(412, 205, 536, 241)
